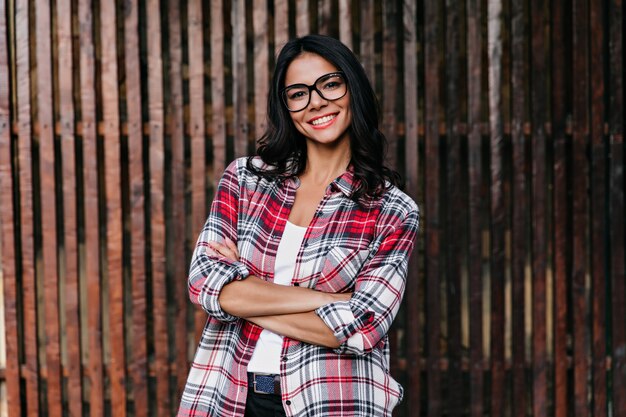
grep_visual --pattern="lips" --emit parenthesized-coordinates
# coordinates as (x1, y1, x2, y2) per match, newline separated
(308, 113, 339, 128)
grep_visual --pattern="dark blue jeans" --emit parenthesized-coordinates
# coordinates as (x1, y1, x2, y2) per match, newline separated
(244, 390, 287, 417)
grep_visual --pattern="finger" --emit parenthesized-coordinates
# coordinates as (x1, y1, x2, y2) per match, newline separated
(209, 241, 237, 261)
(224, 237, 240, 258)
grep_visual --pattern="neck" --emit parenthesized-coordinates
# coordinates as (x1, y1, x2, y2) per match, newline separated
(302, 142, 351, 185)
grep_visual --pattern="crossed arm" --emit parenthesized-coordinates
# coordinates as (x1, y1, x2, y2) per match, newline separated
(211, 239, 351, 348)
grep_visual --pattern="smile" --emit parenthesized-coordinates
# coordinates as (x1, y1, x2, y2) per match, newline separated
(309, 113, 338, 127)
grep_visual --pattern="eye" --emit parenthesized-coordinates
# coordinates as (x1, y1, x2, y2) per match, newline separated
(286, 88, 308, 101)
(320, 76, 344, 91)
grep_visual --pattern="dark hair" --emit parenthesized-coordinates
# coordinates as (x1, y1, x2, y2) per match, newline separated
(247, 34, 400, 201)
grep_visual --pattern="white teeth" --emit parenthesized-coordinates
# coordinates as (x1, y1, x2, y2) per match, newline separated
(311, 114, 337, 125)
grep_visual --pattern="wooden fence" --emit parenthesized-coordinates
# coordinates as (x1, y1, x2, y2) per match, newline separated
(0, 0, 624, 416)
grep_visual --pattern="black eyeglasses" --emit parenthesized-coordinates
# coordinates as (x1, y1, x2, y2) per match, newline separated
(281, 72, 347, 112)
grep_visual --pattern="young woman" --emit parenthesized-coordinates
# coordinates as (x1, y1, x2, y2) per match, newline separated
(178, 34, 419, 417)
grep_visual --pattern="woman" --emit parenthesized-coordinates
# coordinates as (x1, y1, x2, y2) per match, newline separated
(178, 34, 419, 417)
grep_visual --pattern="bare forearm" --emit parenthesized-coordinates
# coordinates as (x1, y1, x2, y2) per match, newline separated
(247, 311, 341, 348)
(219, 275, 349, 317)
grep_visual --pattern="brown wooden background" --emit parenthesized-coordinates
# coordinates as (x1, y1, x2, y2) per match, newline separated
(0, 0, 624, 416)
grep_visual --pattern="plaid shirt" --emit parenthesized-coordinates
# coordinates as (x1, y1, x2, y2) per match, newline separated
(178, 157, 419, 417)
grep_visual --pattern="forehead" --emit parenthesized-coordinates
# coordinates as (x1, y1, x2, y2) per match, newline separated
(284, 52, 340, 86)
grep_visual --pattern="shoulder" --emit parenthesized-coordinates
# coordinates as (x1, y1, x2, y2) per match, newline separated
(372, 185, 420, 233)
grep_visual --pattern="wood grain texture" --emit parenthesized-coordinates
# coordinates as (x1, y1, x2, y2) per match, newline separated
(317, 0, 332, 35)
(0, 0, 21, 413)
(571, 0, 590, 414)
(15, 0, 40, 414)
(466, 0, 484, 415)
(146, 0, 170, 413)
(487, 1, 505, 415)
(402, 1, 420, 415)
(274, 0, 289, 56)
(382, 0, 397, 168)
(589, 0, 607, 414)
(123, 0, 148, 414)
(78, 0, 104, 413)
(168, 0, 188, 398)
(232, 0, 249, 158)
(188, 0, 207, 342)
(35, 0, 63, 414)
(253, 0, 269, 143)
(359, 0, 374, 82)
(338, 0, 352, 49)
(424, 0, 442, 415)
(609, 1, 625, 415)
(296, 0, 310, 37)
(56, 0, 83, 413)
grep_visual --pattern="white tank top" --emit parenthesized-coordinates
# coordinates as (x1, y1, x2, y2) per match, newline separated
(247, 221, 307, 374)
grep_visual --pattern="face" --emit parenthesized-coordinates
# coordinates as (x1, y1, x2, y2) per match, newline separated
(283, 53, 352, 149)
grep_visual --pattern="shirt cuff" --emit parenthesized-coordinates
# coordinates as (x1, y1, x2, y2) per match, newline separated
(315, 300, 373, 346)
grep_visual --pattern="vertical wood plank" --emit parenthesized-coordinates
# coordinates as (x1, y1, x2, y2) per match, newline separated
(589, 0, 607, 415)
(146, 0, 170, 414)
(609, 0, 625, 413)
(359, 0, 374, 81)
(296, 0, 309, 37)
(232, 0, 248, 158)
(0, 0, 21, 414)
(274, 0, 289, 55)
(571, 0, 589, 414)
(317, 0, 332, 35)
(466, 0, 484, 415)
(253, 0, 269, 143)
(78, 0, 104, 413)
(338, 0, 351, 50)
(550, 1, 568, 416)
(402, 1, 420, 415)
(445, 0, 463, 414)
(15, 0, 40, 413)
(212, 0, 226, 179)
(188, 0, 207, 341)
(35, 1, 63, 413)
(57, 0, 83, 414)
(424, 0, 441, 414)
(100, 0, 126, 414)
(381, 0, 397, 168)
(168, 0, 188, 398)
(510, 0, 527, 415)
(487, 1, 505, 415)
(123, 0, 148, 414)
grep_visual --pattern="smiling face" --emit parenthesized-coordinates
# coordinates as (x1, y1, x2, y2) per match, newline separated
(283, 52, 352, 150)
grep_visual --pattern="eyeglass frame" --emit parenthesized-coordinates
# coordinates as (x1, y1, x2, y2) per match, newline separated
(280, 71, 348, 112)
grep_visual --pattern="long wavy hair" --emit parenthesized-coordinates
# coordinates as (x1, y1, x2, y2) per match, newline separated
(247, 34, 400, 201)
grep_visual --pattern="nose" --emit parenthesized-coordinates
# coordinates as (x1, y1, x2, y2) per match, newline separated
(308, 89, 328, 109)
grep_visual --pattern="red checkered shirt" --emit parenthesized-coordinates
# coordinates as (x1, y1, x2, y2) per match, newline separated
(178, 157, 419, 416)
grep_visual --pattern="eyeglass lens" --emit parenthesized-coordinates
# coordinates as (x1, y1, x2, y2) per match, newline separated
(283, 73, 347, 112)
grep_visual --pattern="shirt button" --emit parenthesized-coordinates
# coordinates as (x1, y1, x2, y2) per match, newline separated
(286, 400, 291, 406)
(294, 283, 300, 287)
(282, 356, 288, 362)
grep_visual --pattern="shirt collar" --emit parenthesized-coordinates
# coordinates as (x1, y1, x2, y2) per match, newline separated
(287, 165, 358, 199)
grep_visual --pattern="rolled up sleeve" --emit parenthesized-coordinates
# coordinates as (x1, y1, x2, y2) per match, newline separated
(315, 205, 419, 355)
(188, 160, 249, 323)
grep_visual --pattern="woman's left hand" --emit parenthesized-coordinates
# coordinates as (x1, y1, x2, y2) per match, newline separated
(207, 238, 239, 262)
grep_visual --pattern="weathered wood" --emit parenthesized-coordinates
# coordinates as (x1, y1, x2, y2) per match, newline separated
(466, 0, 484, 414)
(571, 0, 590, 414)
(274, 0, 289, 56)
(78, 0, 104, 413)
(232, 0, 248, 158)
(550, 1, 568, 416)
(445, 0, 463, 414)
(35, 0, 63, 414)
(510, 0, 527, 415)
(317, 0, 332, 35)
(359, 0, 374, 82)
(589, 0, 607, 415)
(16, 0, 40, 414)
(168, 0, 188, 398)
(338, 0, 352, 49)
(253, 0, 269, 144)
(123, 0, 148, 414)
(403, 1, 420, 415)
(296, 0, 310, 37)
(146, 0, 170, 414)
(488, 1, 505, 415)
(56, 0, 83, 413)
(188, 0, 207, 341)
(382, 0, 397, 169)
(212, 0, 227, 181)
(0, 0, 21, 413)
(100, 0, 126, 413)
(424, 0, 442, 414)
(609, 1, 625, 413)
